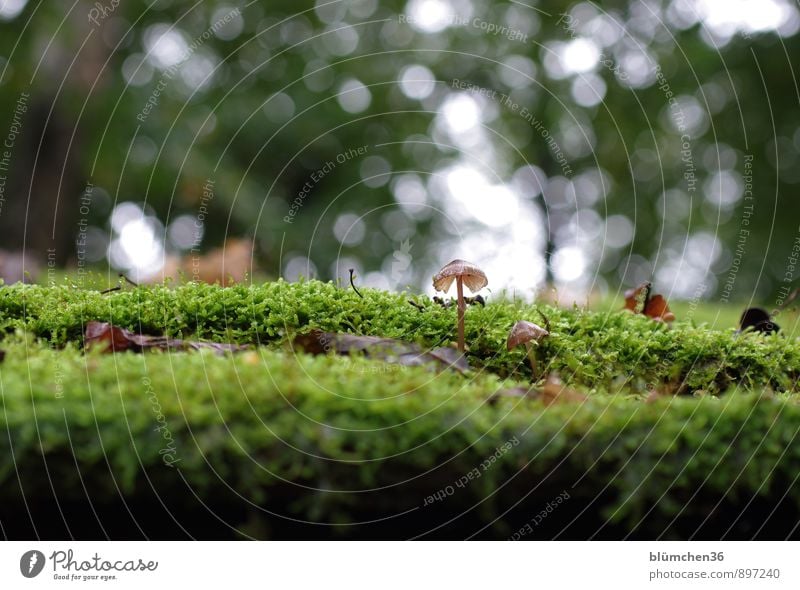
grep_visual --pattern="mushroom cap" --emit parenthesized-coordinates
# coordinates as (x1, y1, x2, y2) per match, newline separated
(506, 320, 549, 350)
(432, 259, 488, 293)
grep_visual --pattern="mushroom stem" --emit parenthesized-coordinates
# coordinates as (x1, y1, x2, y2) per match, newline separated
(456, 276, 465, 353)
(525, 343, 538, 380)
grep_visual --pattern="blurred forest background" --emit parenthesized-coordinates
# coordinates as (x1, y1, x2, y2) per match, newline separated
(0, 0, 798, 303)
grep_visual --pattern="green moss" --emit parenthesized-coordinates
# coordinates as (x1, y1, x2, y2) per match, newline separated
(0, 338, 798, 538)
(1, 280, 798, 395)
(2, 281, 799, 538)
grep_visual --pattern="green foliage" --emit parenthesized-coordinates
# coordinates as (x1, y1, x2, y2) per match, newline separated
(1, 281, 799, 395)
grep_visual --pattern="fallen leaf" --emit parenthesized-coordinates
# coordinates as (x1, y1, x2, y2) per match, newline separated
(624, 282, 675, 322)
(292, 329, 470, 373)
(85, 322, 138, 352)
(84, 321, 246, 354)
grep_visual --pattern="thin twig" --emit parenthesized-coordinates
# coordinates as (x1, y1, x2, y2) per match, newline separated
(101, 273, 138, 294)
(120, 273, 138, 287)
(408, 299, 425, 311)
(348, 268, 363, 298)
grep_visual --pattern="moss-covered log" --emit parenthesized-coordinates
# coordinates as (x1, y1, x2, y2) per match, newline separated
(0, 281, 799, 539)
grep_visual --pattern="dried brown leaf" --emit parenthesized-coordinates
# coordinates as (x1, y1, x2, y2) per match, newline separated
(624, 282, 675, 322)
(84, 321, 246, 355)
(292, 329, 470, 373)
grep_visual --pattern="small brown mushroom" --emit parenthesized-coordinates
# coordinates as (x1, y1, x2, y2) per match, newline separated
(432, 259, 487, 353)
(507, 320, 549, 380)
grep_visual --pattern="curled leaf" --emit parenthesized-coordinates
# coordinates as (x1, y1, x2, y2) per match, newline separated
(624, 282, 675, 322)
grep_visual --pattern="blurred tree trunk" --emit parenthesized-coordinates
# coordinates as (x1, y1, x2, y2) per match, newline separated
(0, 9, 109, 281)
(0, 101, 80, 263)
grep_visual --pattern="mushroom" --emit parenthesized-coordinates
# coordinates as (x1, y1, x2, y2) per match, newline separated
(432, 259, 488, 353)
(507, 320, 549, 380)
